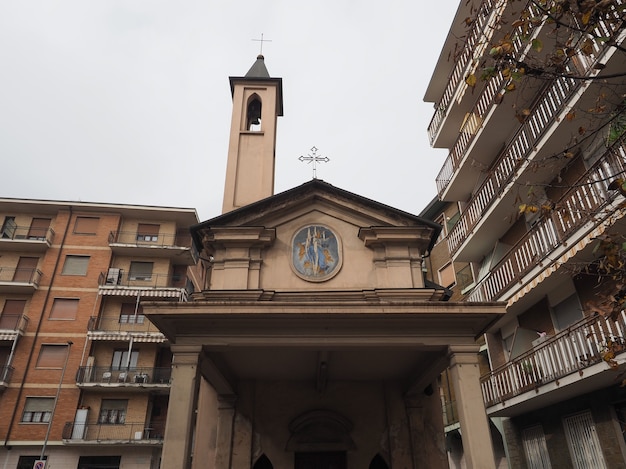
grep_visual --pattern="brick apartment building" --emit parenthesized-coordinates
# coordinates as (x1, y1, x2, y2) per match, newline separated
(0, 199, 202, 469)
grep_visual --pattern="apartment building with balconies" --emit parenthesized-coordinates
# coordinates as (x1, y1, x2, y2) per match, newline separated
(0, 199, 202, 469)
(425, 0, 626, 467)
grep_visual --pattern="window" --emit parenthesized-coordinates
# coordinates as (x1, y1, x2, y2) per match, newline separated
(521, 425, 551, 469)
(74, 216, 99, 235)
(1, 216, 16, 239)
(0, 299, 26, 329)
(49, 298, 79, 320)
(563, 411, 607, 468)
(435, 214, 446, 244)
(62, 255, 90, 276)
(136, 223, 159, 242)
(129, 261, 153, 281)
(112, 349, 138, 370)
(13, 257, 38, 283)
(552, 293, 583, 331)
(78, 456, 121, 469)
(27, 218, 51, 240)
(438, 262, 456, 288)
(119, 303, 144, 324)
(17, 456, 47, 469)
(22, 397, 54, 423)
(98, 399, 127, 424)
(36, 344, 69, 368)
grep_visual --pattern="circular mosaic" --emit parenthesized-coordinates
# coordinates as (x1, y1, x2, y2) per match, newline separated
(291, 225, 341, 281)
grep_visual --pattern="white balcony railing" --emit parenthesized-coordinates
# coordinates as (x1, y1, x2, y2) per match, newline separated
(481, 311, 626, 408)
(467, 138, 626, 302)
(427, 0, 503, 144)
(436, 0, 623, 200)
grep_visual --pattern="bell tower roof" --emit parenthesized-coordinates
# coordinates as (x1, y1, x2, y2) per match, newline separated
(245, 54, 271, 78)
(228, 56, 283, 116)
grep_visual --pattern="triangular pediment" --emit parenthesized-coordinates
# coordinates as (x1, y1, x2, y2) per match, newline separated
(193, 179, 440, 238)
(192, 180, 446, 293)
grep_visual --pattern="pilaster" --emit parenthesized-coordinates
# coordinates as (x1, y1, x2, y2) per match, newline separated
(214, 395, 237, 469)
(448, 345, 496, 469)
(161, 345, 202, 469)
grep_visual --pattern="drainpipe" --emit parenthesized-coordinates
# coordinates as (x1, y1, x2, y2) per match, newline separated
(3, 206, 73, 447)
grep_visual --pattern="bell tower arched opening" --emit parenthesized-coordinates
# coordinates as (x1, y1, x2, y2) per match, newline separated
(246, 94, 262, 131)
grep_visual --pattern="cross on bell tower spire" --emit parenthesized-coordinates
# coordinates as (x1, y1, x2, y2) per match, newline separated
(251, 33, 272, 55)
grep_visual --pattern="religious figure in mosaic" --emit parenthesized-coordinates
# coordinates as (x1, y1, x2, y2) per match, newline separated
(292, 225, 340, 280)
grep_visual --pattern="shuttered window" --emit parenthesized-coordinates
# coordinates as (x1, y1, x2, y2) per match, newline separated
(49, 298, 79, 320)
(62, 255, 90, 276)
(119, 303, 144, 324)
(129, 261, 153, 280)
(74, 216, 99, 235)
(522, 425, 552, 469)
(136, 224, 159, 242)
(22, 397, 54, 423)
(0, 300, 26, 329)
(438, 262, 456, 288)
(13, 257, 38, 282)
(27, 218, 51, 240)
(36, 344, 69, 368)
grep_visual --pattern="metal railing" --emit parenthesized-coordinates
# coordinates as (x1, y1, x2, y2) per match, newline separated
(0, 314, 29, 333)
(481, 312, 626, 407)
(62, 421, 165, 442)
(0, 225, 55, 244)
(87, 315, 164, 334)
(108, 230, 193, 249)
(0, 268, 42, 287)
(467, 137, 626, 302)
(99, 270, 191, 289)
(75, 366, 171, 385)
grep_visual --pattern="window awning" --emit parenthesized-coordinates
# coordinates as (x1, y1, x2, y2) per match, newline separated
(98, 287, 185, 299)
(87, 331, 166, 343)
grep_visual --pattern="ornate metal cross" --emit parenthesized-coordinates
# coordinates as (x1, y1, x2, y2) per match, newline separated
(252, 33, 272, 55)
(299, 146, 330, 179)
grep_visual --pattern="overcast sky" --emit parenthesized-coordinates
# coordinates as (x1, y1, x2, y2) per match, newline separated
(0, 1, 457, 221)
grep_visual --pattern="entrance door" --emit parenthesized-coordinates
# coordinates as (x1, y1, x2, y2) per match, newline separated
(295, 452, 346, 469)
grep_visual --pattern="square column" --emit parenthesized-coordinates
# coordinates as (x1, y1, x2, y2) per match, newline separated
(448, 345, 496, 469)
(161, 345, 202, 469)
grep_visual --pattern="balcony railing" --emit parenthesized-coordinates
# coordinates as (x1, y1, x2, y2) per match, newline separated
(435, 0, 623, 198)
(107, 230, 198, 264)
(76, 366, 171, 385)
(427, 0, 503, 144)
(87, 315, 164, 335)
(0, 225, 55, 244)
(98, 271, 193, 301)
(467, 138, 626, 302)
(108, 230, 191, 248)
(0, 366, 14, 388)
(63, 421, 164, 443)
(0, 314, 29, 335)
(481, 312, 626, 408)
(0, 268, 42, 288)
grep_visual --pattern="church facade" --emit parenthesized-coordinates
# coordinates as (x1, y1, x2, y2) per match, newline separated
(144, 56, 505, 469)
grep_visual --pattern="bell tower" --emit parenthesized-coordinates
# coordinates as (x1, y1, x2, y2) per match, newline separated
(222, 55, 284, 213)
